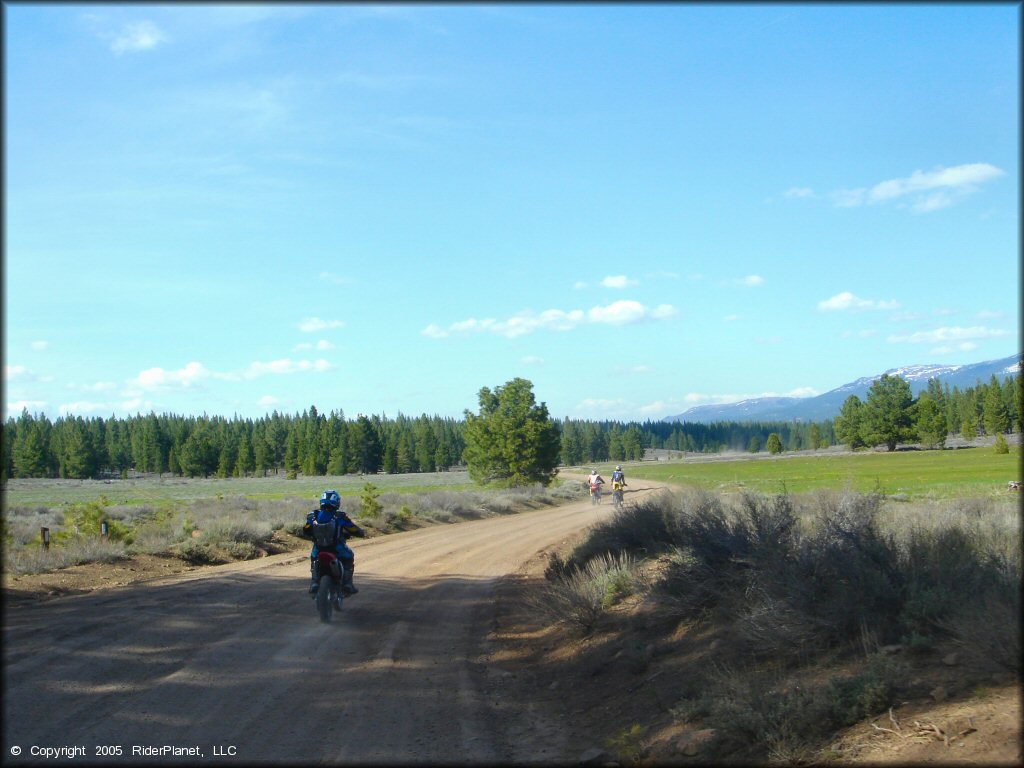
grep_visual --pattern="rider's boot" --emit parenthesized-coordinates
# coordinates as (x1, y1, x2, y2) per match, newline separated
(308, 558, 319, 594)
(341, 562, 358, 596)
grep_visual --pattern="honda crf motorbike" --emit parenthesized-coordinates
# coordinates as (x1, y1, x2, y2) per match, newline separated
(312, 550, 344, 623)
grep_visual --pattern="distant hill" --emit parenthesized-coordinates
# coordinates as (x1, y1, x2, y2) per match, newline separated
(665, 353, 1021, 424)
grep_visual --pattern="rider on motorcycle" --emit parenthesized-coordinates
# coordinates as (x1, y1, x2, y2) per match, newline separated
(588, 469, 605, 493)
(611, 465, 626, 488)
(304, 489, 365, 601)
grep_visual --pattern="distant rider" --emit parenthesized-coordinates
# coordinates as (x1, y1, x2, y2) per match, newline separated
(304, 489, 365, 603)
(611, 465, 626, 489)
(588, 469, 605, 494)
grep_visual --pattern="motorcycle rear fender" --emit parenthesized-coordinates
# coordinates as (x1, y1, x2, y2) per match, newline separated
(316, 552, 343, 579)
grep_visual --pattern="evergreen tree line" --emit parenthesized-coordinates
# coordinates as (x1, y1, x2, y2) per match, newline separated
(557, 417, 837, 465)
(2, 407, 464, 482)
(3, 372, 1018, 482)
(835, 372, 1022, 450)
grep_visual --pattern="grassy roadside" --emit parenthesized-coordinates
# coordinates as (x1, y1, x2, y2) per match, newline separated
(528, 460, 1022, 764)
(2, 474, 583, 577)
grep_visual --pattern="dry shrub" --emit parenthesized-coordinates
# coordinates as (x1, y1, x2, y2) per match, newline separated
(530, 552, 642, 632)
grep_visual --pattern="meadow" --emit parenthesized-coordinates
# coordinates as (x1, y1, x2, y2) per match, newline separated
(2, 469, 475, 507)
(619, 444, 1022, 498)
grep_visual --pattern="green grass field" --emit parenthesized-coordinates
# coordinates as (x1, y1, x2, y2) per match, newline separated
(622, 446, 1022, 498)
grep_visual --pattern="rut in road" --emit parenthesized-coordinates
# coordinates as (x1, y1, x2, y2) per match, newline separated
(3, 483, 663, 764)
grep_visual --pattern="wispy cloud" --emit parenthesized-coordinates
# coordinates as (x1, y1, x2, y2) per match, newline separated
(887, 326, 1008, 345)
(831, 163, 1004, 212)
(298, 317, 345, 333)
(258, 395, 280, 407)
(520, 356, 545, 365)
(817, 292, 900, 312)
(734, 275, 764, 287)
(6, 400, 48, 417)
(931, 342, 979, 355)
(133, 362, 211, 390)
(109, 21, 167, 54)
(423, 300, 678, 339)
(601, 275, 639, 289)
(30, 340, 49, 351)
(784, 187, 816, 199)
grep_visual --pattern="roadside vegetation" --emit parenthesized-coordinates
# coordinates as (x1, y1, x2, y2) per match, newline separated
(2, 478, 584, 576)
(536, 487, 1020, 763)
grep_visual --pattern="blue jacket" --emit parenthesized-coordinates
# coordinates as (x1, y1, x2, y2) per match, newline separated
(305, 508, 364, 558)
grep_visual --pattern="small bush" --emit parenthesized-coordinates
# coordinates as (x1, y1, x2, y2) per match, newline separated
(531, 552, 641, 632)
(173, 539, 226, 565)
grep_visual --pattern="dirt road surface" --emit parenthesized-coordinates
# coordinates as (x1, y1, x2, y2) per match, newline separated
(3, 481, 662, 765)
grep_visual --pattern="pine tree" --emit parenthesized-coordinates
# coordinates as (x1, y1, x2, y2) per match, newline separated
(463, 378, 561, 487)
(835, 395, 866, 449)
(983, 375, 1010, 436)
(915, 393, 948, 449)
(861, 374, 915, 451)
(766, 433, 783, 454)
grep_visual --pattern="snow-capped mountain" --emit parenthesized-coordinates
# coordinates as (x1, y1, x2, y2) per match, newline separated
(664, 354, 1021, 424)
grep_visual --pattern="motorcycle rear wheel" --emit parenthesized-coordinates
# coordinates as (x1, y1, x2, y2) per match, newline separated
(316, 574, 336, 623)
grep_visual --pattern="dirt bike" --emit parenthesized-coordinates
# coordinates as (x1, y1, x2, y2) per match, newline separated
(589, 483, 603, 505)
(312, 550, 344, 623)
(611, 480, 625, 511)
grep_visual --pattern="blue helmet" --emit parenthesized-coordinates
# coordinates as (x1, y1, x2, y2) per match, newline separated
(320, 489, 341, 511)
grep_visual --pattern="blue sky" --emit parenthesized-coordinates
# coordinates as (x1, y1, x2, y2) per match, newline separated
(4, 3, 1019, 423)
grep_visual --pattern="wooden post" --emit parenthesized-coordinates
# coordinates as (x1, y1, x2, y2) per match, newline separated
(41, 527, 50, 550)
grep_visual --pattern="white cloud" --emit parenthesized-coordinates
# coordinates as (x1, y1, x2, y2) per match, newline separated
(738, 275, 764, 287)
(832, 163, 1004, 212)
(5, 364, 32, 381)
(423, 300, 677, 339)
(976, 310, 1006, 320)
(258, 395, 280, 407)
(119, 398, 153, 413)
(520, 356, 545, 365)
(887, 326, 1008, 344)
(784, 187, 816, 199)
(134, 361, 210, 390)
(817, 291, 901, 312)
(723, 314, 742, 322)
(110, 21, 167, 54)
(601, 275, 638, 289)
(31, 340, 49, 351)
(931, 342, 979, 355)
(298, 317, 345, 332)
(6, 399, 49, 417)
(572, 280, 589, 290)
(316, 340, 335, 350)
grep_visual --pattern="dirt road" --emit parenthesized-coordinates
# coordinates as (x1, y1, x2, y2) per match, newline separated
(3, 481, 662, 765)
